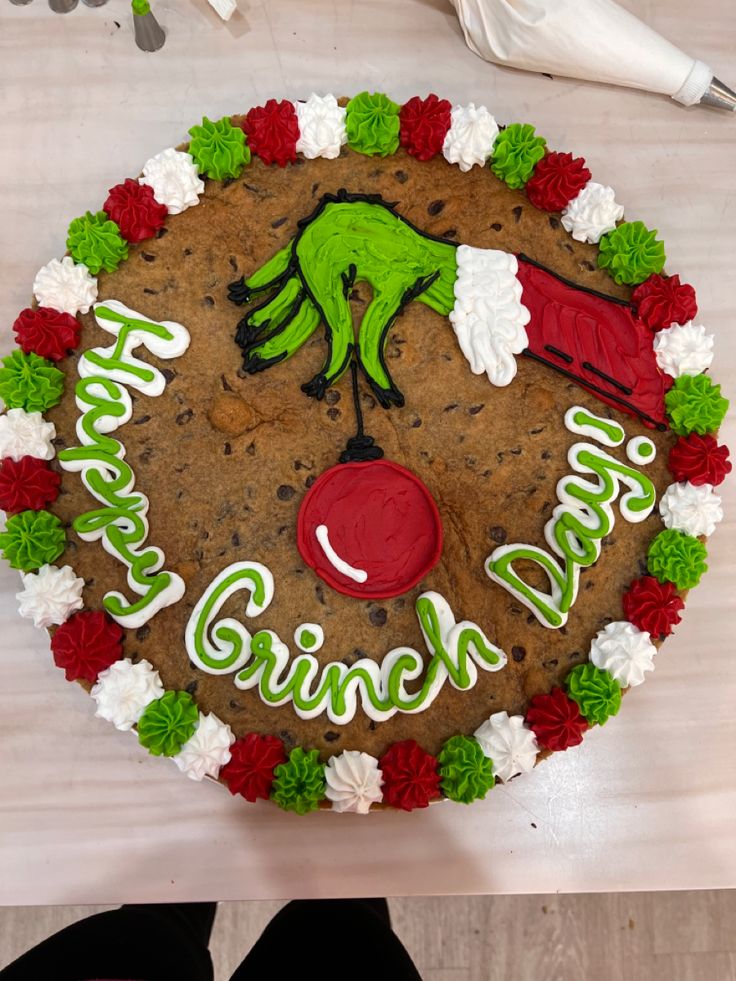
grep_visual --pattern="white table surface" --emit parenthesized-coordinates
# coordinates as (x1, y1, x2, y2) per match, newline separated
(0, 0, 734, 906)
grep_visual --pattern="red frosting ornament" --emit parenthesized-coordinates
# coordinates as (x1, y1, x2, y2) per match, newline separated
(623, 575, 684, 638)
(399, 94, 452, 161)
(525, 687, 588, 751)
(12, 307, 81, 362)
(0, 456, 61, 514)
(103, 178, 168, 243)
(631, 273, 697, 331)
(50, 610, 124, 683)
(668, 433, 731, 487)
(242, 99, 299, 168)
(525, 151, 591, 212)
(220, 733, 287, 802)
(379, 739, 442, 811)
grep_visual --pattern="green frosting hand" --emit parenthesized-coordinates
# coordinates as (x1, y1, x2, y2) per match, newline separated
(271, 747, 326, 815)
(0, 350, 64, 413)
(346, 92, 401, 157)
(137, 691, 199, 756)
(0, 510, 66, 572)
(491, 123, 547, 189)
(665, 374, 729, 436)
(188, 116, 250, 181)
(647, 528, 707, 590)
(566, 663, 621, 725)
(66, 211, 128, 275)
(597, 221, 665, 286)
(438, 734, 495, 804)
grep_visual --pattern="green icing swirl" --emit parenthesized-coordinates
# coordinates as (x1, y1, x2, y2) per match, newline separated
(0, 350, 64, 413)
(137, 691, 198, 757)
(597, 220, 665, 286)
(647, 528, 707, 590)
(271, 747, 326, 815)
(0, 510, 66, 572)
(664, 374, 729, 436)
(345, 92, 401, 157)
(188, 116, 250, 181)
(437, 734, 495, 804)
(66, 211, 128, 275)
(490, 123, 547, 189)
(566, 663, 621, 725)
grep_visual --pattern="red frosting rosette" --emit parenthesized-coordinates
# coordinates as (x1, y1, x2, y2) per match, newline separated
(12, 307, 81, 362)
(525, 152, 591, 212)
(0, 456, 61, 514)
(623, 576, 684, 638)
(668, 433, 731, 487)
(103, 178, 168, 243)
(525, 687, 588, 751)
(242, 100, 299, 168)
(378, 739, 441, 810)
(399, 94, 452, 162)
(50, 610, 124, 683)
(631, 273, 697, 331)
(220, 732, 288, 801)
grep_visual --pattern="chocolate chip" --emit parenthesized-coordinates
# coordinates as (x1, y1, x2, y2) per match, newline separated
(325, 389, 341, 405)
(203, 295, 215, 307)
(411, 417, 422, 428)
(229, 256, 238, 272)
(231, 532, 240, 547)
(136, 625, 151, 641)
(229, 699, 245, 712)
(277, 484, 295, 501)
(224, 442, 232, 456)
(271, 216, 288, 229)
(161, 368, 177, 384)
(393, 598, 406, 611)
(369, 720, 377, 731)
(562, 242, 574, 253)
(183, 248, 192, 256)
(530, 425, 545, 435)
(324, 731, 340, 743)
(156, 226, 168, 238)
(441, 228, 458, 239)
(510, 446, 522, 456)
(279, 729, 296, 748)
(143, 287, 158, 295)
(311, 182, 320, 195)
(548, 216, 561, 229)
(579, 259, 595, 272)
(315, 585, 326, 605)
(490, 222, 503, 231)
(543, 658, 559, 668)
(361, 393, 376, 409)
(541, 449, 552, 460)
(585, 579, 595, 590)
(511, 641, 528, 658)
(246, 442, 256, 456)
(185, 680, 198, 695)
(222, 177, 235, 189)
(512, 206, 523, 223)
(394, 170, 408, 184)
(326, 407, 340, 420)
(176, 408, 194, 425)
(527, 613, 537, 625)
(559, 626, 568, 636)
(469, 404, 484, 415)
(443, 403, 459, 412)
(305, 475, 316, 488)
(428, 199, 445, 216)
(141, 252, 156, 263)
(133, 414, 151, 425)
(139, 447, 154, 463)
(369, 608, 387, 627)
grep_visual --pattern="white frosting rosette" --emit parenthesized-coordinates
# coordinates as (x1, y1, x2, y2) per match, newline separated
(324, 750, 384, 814)
(294, 94, 348, 160)
(653, 322, 714, 377)
(0, 409, 56, 462)
(474, 711, 538, 783)
(659, 482, 723, 537)
(561, 182, 624, 244)
(442, 103, 499, 172)
(140, 148, 204, 215)
(16, 564, 84, 629)
(173, 712, 235, 781)
(589, 621, 656, 688)
(32, 256, 97, 316)
(91, 658, 164, 731)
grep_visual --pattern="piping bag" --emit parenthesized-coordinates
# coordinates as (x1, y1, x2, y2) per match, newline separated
(449, 0, 736, 111)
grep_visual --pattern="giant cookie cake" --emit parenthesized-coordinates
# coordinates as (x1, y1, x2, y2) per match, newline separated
(0, 93, 730, 814)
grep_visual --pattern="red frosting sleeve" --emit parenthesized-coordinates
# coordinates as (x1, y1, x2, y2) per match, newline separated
(50, 610, 124, 683)
(668, 433, 731, 487)
(220, 733, 287, 802)
(13, 307, 81, 362)
(379, 739, 441, 811)
(0, 457, 61, 513)
(525, 152, 591, 212)
(104, 178, 168, 243)
(525, 687, 588, 751)
(399, 94, 452, 161)
(631, 273, 697, 331)
(242, 100, 299, 168)
(623, 575, 684, 638)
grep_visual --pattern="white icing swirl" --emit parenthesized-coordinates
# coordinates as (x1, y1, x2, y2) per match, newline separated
(561, 182, 624, 244)
(442, 103, 499, 172)
(172, 712, 235, 781)
(33, 256, 97, 316)
(90, 658, 164, 731)
(294, 94, 347, 160)
(589, 621, 655, 688)
(474, 711, 538, 783)
(659, 481, 723, 537)
(653, 322, 714, 378)
(16, 564, 84, 629)
(0, 408, 56, 462)
(324, 750, 383, 814)
(139, 148, 204, 215)
(450, 245, 531, 386)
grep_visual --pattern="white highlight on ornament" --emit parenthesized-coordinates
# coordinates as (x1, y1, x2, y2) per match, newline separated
(139, 148, 204, 215)
(473, 711, 538, 783)
(294, 623, 324, 652)
(659, 481, 723, 537)
(16, 564, 84, 629)
(589, 620, 656, 688)
(172, 711, 235, 781)
(626, 435, 657, 465)
(90, 657, 164, 731)
(0, 408, 56, 462)
(33, 256, 98, 316)
(294, 94, 348, 160)
(653, 321, 714, 378)
(450, 245, 531, 387)
(442, 103, 499, 172)
(324, 750, 384, 814)
(315, 524, 368, 583)
(561, 182, 624, 244)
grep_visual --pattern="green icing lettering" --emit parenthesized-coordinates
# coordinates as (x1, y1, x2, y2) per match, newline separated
(491, 123, 547, 189)
(66, 211, 128, 275)
(271, 747, 326, 815)
(665, 374, 729, 436)
(0, 509, 66, 572)
(570, 408, 625, 445)
(188, 116, 250, 181)
(0, 350, 64, 414)
(437, 734, 495, 803)
(345, 92, 401, 157)
(299, 629, 317, 649)
(597, 221, 666, 286)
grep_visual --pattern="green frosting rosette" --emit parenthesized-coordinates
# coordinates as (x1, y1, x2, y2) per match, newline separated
(271, 747, 326, 814)
(0, 350, 64, 413)
(66, 210, 128, 275)
(437, 734, 495, 804)
(188, 116, 250, 181)
(566, 663, 621, 725)
(597, 220, 665, 286)
(490, 123, 547, 189)
(647, 529, 707, 590)
(345, 92, 401, 157)
(665, 374, 729, 436)
(137, 691, 199, 757)
(0, 510, 66, 572)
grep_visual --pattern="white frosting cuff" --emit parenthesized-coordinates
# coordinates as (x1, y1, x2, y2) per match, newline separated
(173, 712, 235, 781)
(324, 750, 383, 814)
(442, 103, 499, 172)
(33, 256, 97, 316)
(140, 148, 204, 214)
(589, 621, 656, 688)
(294, 94, 347, 160)
(17, 564, 84, 629)
(474, 711, 538, 783)
(653, 322, 714, 378)
(0, 408, 57, 462)
(561, 182, 624, 244)
(659, 481, 723, 537)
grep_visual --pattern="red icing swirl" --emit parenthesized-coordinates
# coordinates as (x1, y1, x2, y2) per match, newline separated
(0, 456, 61, 513)
(103, 178, 168, 243)
(13, 307, 81, 362)
(399, 94, 452, 161)
(631, 273, 697, 331)
(50, 610, 123, 683)
(623, 575, 684, 638)
(379, 739, 441, 810)
(668, 433, 731, 487)
(242, 100, 299, 168)
(220, 733, 287, 802)
(525, 687, 588, 751)
(525, 151, 591, 212)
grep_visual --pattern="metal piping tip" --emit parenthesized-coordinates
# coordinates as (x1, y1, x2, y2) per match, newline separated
(700, 76, 736, 111)
(133, 1, 165, 52)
